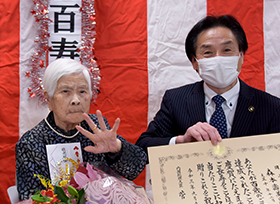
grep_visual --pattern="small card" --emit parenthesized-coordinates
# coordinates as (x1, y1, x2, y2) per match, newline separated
(46, 142, 83, 184)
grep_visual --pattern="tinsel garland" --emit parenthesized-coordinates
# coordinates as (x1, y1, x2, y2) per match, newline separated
(26, 0, 100, 103)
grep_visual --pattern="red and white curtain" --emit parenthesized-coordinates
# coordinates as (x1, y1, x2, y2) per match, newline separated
(1, 0, 280, 202)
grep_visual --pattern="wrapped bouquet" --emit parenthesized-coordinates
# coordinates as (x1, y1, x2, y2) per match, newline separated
(28, 162, 150, 204)
(71, 162, 149, 204)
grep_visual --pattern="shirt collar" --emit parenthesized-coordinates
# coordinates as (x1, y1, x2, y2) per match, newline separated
(204, 80, 240, 110)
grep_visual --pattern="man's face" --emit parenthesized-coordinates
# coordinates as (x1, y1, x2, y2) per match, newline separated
(45, 73, 91, 131)
(192, 26, 243, 73)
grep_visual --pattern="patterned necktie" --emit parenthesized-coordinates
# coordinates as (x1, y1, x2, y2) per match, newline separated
(210, 95, 227, 138)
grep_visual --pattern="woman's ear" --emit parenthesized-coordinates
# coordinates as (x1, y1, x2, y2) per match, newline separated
(44, 91, 52, 111)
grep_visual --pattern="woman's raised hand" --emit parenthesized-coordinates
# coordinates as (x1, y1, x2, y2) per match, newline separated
(76, 110, 122, 154)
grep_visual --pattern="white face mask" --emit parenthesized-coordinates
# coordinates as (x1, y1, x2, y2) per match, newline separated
(196, 55, 241, 88)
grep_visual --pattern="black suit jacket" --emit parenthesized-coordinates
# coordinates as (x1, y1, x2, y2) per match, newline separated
(136, 79, 280, 154)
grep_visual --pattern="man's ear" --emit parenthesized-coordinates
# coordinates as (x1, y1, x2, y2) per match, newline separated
(44, 91, 52, 111)
(237, 52, 244, 72)
(191, 56, 199, 73)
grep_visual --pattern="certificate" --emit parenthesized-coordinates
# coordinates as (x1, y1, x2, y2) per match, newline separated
(148, 133, 280, 204)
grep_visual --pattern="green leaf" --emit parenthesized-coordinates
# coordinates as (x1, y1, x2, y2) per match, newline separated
(78, 194, 86, 204)
(77, 189, 86, 204)
(67, 185, 78, 197)
(54, 182, 69, 202)
(67, 199, 73, 204)
(31, 194, 52, 202)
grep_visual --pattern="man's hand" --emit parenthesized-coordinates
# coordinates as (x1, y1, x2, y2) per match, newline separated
(176, 122, 222, 145)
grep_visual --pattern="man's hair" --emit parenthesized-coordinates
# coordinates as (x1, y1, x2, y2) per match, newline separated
(185, 15, 248, 62)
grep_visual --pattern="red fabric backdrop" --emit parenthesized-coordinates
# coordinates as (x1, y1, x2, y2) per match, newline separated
(0, 1, 20, 203)
(93, 0, 148, 188)
(207, 0, 265, 90)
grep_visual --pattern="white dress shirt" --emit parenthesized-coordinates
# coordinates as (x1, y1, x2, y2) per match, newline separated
(169, 80, 240, 145)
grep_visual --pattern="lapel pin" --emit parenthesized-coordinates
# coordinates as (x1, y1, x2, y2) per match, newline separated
(248, 106, 255, 112)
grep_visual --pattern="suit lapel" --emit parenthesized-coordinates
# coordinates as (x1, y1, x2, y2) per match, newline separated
(230, 79, 257, 137)
(187, 81, 206, 124)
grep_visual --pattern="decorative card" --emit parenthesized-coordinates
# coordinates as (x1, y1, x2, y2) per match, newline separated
(148, 133, 280, 204)
(46, 142, 83, 184)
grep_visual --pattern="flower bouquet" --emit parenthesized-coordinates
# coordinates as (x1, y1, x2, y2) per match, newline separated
(19, 162, 150, 204)
(30, 174, 85, 204)
(70, 162, 150, 204)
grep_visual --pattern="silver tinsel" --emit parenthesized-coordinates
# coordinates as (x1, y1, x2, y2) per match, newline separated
(27, 0, 100, 103)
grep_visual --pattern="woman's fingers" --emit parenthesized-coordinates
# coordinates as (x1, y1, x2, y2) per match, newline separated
(76, 124, 94, 140)
(77, 111, 122, 154)
(96, 110, 107, 131)
(82, 110, 118, 133)
(84, 146, 95, 153)
(111, 118, 120, 133)
(82, 113, 99, 132)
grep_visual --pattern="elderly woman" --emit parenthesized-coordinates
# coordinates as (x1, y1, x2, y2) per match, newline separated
(16, 58, 147, 200)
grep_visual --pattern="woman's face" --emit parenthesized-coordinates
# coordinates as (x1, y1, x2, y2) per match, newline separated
(45, 73, 91, 131)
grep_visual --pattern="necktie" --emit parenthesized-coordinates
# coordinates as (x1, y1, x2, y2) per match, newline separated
(210, 95, 227, 138)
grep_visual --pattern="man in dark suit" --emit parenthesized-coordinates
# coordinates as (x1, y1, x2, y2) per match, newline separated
(136, 15, 280, 156)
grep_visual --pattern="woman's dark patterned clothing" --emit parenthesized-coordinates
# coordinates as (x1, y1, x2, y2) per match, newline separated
(16, 112, 147, 200)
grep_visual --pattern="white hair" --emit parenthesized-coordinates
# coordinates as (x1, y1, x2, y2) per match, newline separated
(43, 58, 92, 98)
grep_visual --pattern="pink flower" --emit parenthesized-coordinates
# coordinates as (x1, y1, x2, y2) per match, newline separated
(73, 163, 101, 189)
(86, 163, 101, 182)
(73, 172, 90, 189)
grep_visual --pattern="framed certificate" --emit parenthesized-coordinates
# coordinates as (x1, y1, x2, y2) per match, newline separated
(148, 133, 280, 204)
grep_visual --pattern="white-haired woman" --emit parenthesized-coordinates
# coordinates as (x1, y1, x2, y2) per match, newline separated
(16, 58, 147, 200)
